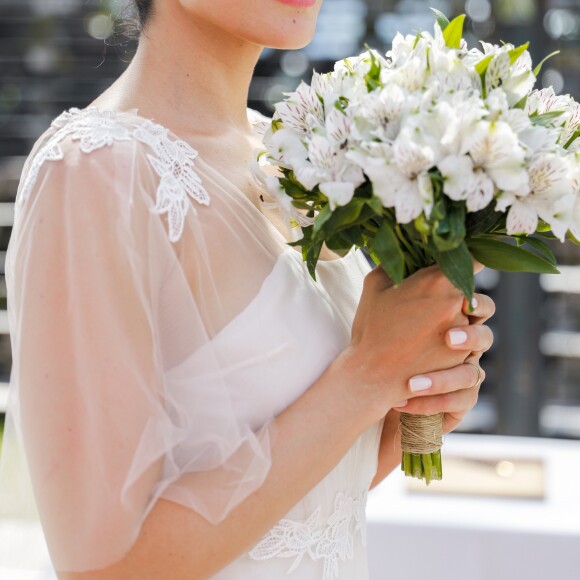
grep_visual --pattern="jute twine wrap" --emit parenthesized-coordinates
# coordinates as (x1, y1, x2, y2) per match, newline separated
(400, 412, 444, 454)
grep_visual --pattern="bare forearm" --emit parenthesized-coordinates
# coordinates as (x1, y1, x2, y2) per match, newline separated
(61, 354, 377, 580)
(370, 410, 402, 490)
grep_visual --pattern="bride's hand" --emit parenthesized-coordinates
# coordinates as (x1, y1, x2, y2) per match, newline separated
(336, 261, 494, 424)
(392, 291, 496, 432)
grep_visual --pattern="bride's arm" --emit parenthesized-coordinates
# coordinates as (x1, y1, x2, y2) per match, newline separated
(59, 268, 493, 580)
(13, 139, 494, 580)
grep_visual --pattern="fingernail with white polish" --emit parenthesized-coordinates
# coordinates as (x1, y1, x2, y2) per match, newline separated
(449, 330, 468, 345)
(471, 297, 478, 309)
(409, 376, 432, 392)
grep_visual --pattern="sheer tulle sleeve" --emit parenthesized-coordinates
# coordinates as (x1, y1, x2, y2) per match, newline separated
(0, 125, 276, 573)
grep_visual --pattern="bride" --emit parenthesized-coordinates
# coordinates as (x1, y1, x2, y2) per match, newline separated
(0, 0, 495, 578)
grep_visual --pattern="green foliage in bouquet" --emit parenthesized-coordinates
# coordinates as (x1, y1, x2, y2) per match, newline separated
(257, 9, 580, 484)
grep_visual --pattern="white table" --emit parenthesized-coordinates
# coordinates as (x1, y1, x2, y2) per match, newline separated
(366, 433, 580, 580)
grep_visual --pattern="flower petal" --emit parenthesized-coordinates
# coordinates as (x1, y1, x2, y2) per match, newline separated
(439, 155, 474, 201)
(506, 200, 538, 235)
(319, 181, 356, 210)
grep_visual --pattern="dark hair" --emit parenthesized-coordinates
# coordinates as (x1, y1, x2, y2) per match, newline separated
(135, 0, 154, 29)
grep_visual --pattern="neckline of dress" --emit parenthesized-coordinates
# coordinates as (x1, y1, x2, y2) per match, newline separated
(58, 105, 357, 266)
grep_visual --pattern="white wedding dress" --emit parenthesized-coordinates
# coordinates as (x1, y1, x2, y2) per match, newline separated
(0, 105, 383, 579)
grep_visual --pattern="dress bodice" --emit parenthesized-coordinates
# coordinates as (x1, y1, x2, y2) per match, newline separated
(206, 248, 382, 580)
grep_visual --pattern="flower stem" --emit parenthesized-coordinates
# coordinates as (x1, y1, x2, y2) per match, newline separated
(401, 451, 443, 484)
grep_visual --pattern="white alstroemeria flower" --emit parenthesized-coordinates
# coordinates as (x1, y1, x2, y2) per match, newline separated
(249, 152, 314, 231)
(319, 182, 357, 210)
(334, 51, 374, 76)
(358, 131, 434, 223)
(503, 109, 532, 134)
(528, 154, 576, 241)
(379, 83, 406, 120)
(425, 68, 480, 99)
(569, 155, 580, 239)
(387, 32, 418, 67)
(392, 130, 435, 177)
(463, 121, 529, 192)
(484, 89, 530, 133)
(390, 56, 428, 92)
(294, 136, 364, 208)
(535, 193, 576, 241)
(528, 153, 574, 199)
(502, 51, 536, 107)
(570, 138, 580, 154)
(325, 108, 352, 147)
(505, 198, 539, 235)
(349, 89, 403, 143)
(408, 97, 484, 161)
(526, 87, 574, 117)
(486, 88, 509, 119)
(345, 141, 393, 168)
(519, 125, 561, 154)
(263, 128, 309, 169)
(485, 52, 511, 97)
(439, 155, 496, 212)
(560, 100, 580, 148)
(275, 81, 324, 135)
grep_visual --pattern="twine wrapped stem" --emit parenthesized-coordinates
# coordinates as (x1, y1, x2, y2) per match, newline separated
(399, 412, 444, 484)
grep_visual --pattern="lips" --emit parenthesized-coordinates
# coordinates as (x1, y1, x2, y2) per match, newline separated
(277, 0, 317, 7)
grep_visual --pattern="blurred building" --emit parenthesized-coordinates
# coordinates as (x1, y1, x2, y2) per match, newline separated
(0, 0, 579, 438)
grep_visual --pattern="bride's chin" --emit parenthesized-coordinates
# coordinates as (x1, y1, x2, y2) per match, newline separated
(180, 0, 321, 50)
(250, 27, 318, 51)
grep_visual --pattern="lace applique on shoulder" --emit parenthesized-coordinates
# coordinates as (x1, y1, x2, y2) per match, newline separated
(248, 490, 368, 580)
(16, 107, 211, 244)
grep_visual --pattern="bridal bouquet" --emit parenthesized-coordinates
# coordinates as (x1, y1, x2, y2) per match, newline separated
(253, 10, 580, 483)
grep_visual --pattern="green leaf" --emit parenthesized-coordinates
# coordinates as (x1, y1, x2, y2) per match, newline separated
(432, 203, 466, 252)
(363, 44, 383, 91)
(323, 198, 367, 232)
(533, 50, 560, 77)
(508, 42, 530, 65)
(327, 226, 363, 249)
(430, 7, 450, 31)
(530, 110, 566, 127)
(514, 95, 528, 110)
(291, 199, 314, 211)
(366, 195, 384, 216)
(280, 177, 308, 199)
(564, 128, 580, 150)
(521, 236, 557, 265)
(370, 221, 406, 284)
(567, 230, 580, 245)
(466, 205, 505, 236)
(271, 118, 284, 132)
(475, 54, 494, 77)
(306, 239, 323, 280)
(536, 220, 551, 232)
(433, 242, 475, 302)
(468, 237, 560, 274)
(334, 95, 349, 113)
(443, 14, 466, 50)
(313, 204, 333, 234)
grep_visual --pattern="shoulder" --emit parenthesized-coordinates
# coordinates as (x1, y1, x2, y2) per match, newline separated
(16, 107, 212, 244)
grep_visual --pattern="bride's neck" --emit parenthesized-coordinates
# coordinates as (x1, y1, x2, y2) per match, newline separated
(103, 7, 263, 137)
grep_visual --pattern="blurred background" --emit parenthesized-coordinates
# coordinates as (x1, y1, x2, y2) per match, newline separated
(1, 1, 580, 579)
(1, 0, 579, 445)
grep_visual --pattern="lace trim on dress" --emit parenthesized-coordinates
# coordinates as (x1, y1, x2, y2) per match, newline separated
(247, 490, 368, 580)
(16, 106, 211, 243)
